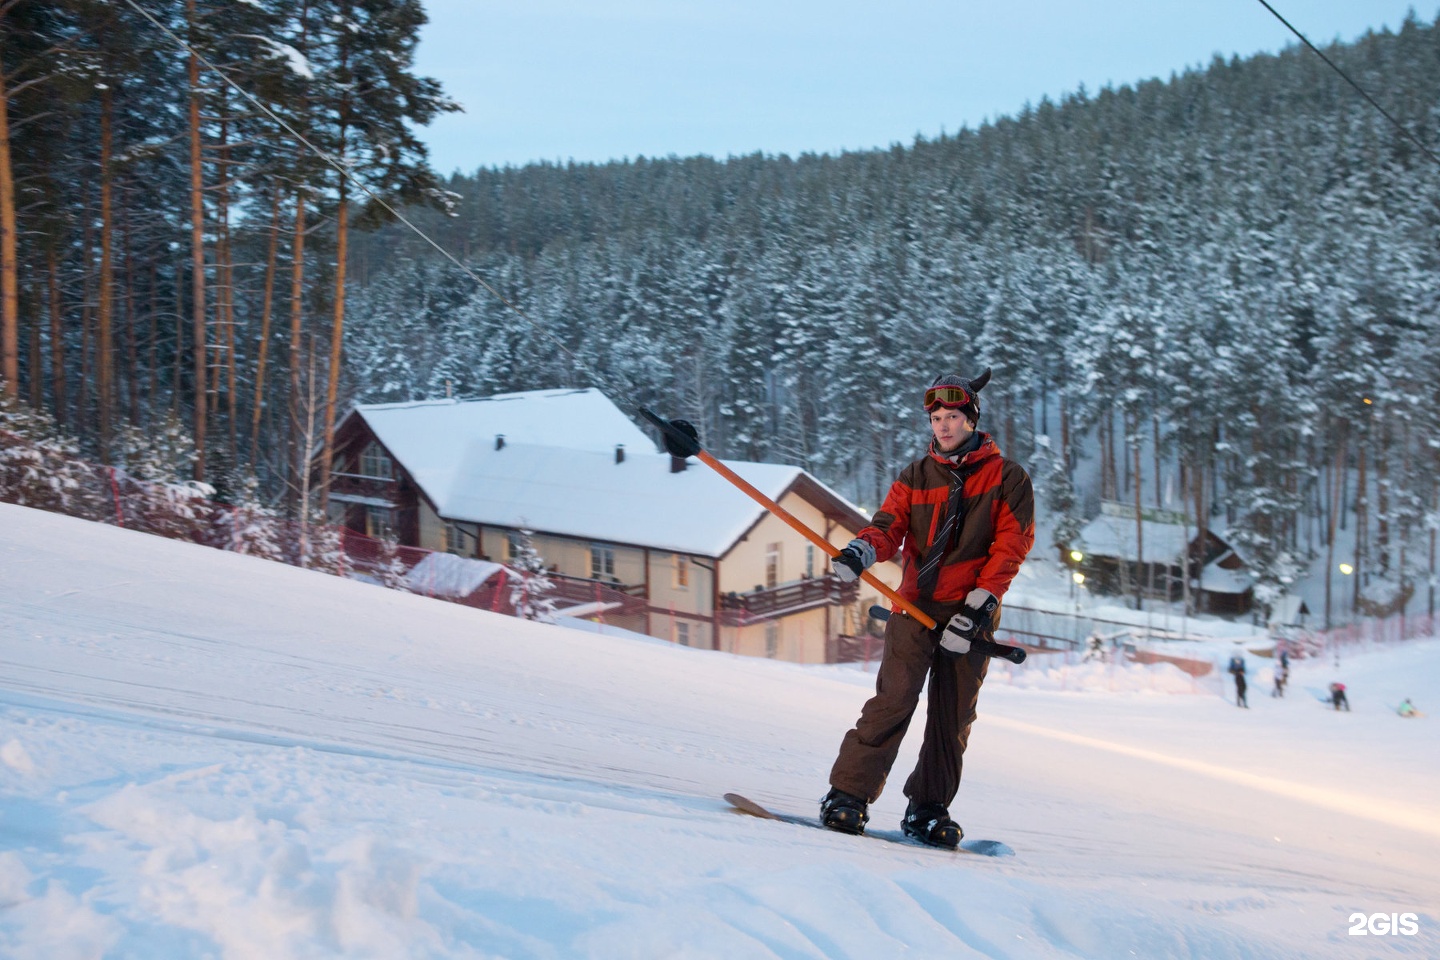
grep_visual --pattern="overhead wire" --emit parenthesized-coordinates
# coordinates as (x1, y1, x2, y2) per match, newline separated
(1253, 0, 1440, 170)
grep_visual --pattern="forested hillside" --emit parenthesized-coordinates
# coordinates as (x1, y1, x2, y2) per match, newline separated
(4, 6, 1439, 623)
(345, 15, 1440, 620)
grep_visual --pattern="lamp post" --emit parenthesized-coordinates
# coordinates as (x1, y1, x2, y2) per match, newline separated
(1072, 570, 1086, 647)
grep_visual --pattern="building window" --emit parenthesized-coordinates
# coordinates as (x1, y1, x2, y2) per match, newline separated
(765, 621, 780, 659)
(360, 442, 393, 479)
(673, 555, 690, 589)
(590, 544, 616, 582)
(805, 544, 816, 578)
(675, 621, 691, 646)
(445, 523, 468, 556)
(505, 531, 524, 561)
(765, 543, 781, 589)
(365, 505, 396, 539)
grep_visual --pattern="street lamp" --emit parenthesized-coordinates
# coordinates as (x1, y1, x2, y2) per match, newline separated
(1339, 563, 1354, 576)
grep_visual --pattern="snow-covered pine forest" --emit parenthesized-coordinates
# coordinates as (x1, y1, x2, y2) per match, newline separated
(345, 16, 1440, 623)
(3, 7, 1439, 626)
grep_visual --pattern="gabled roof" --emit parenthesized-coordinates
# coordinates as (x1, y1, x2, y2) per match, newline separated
(442, 441, 859, 557)
(349, 388, 659, 504)
(341, 388, 869, 557)
(1075, 513, 1206, 564)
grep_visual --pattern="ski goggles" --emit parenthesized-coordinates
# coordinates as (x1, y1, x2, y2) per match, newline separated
(923, 384, 971, 410)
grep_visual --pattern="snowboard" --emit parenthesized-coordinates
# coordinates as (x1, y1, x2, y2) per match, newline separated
(723, 793, 1014, 857)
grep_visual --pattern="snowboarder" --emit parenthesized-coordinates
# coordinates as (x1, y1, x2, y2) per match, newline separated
(823, 370, 1035, 849)
(1329, 681, 1350, 712)
(1228, 654, 1248, 708)
(1398, 698, 1420, 718)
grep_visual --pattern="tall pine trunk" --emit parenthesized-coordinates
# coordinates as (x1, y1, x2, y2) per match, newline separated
(0, 51, 17, 396)
(97, 86, 115, 458)
(319, 182, 347, 514)
(287, 190, 306, 512)
(187, 0, 207, 480)
(46, 249, 64, 423)
(251, 189, 281, 470)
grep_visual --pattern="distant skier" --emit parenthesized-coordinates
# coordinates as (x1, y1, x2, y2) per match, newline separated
(1329, 682, 1350, 712)
(1083, 634, 1108, 663)
(1397, 697, 1419, 718)
(823, 369, 1035, 849)
(1271, 660, 1288, 698)
(1228, 654, 1248, 708)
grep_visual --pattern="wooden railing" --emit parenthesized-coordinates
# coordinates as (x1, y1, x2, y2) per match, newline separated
(719, 575, 858, 626)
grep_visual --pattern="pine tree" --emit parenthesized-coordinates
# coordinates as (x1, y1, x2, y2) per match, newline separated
(507, 528, 557, 622)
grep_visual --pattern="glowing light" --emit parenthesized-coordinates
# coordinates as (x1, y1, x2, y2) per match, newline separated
(1362, 398, 1373, 405)
(1072, 572, 1086, 585)
(1339, 563, 1354, 575)
(1069, 550, 1084, 563)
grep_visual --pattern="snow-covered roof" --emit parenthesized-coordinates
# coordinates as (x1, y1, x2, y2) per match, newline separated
(1269, 594, 1309, 625)
(1200, 558, 1254, 595)
(440, 441, 843, 556)
(403, 553, 504, 599)
(345, 388, 865, 556)
(1073, 513, 1194, 564)
(352, 389, 659, 505)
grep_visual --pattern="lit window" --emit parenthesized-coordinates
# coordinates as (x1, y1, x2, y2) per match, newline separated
(674, 555, 690, 589)
(765, 543, 781, 589)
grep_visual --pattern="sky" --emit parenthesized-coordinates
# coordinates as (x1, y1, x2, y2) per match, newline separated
(413, 0, 1432, 174)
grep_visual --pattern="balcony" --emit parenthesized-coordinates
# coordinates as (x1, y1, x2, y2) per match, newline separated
(719, 575, 858, 627)
(329, 471, 399, 506)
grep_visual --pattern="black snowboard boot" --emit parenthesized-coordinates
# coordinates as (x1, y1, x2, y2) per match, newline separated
(820, 787, 869, 835)
(901, 800, 962, 849)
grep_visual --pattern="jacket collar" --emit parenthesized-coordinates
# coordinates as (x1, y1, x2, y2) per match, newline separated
(928, 431, 999, 469)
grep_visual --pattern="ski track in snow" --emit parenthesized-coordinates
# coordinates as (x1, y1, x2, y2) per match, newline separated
(2, 502, 1439, 959)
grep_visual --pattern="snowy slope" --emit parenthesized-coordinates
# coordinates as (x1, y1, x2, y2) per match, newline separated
(1, 502, 1437, 959)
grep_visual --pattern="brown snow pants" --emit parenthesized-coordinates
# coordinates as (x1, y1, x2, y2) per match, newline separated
(828, 602, 990, 808)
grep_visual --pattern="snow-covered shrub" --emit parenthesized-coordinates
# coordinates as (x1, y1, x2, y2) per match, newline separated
(0, 392, 103, 518)
(213, 475, 287, 561)
(507, 528, 558, 622)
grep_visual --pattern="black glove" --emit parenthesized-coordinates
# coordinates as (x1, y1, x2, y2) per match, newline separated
(831, 538, 875, 583)
(940, 589, 997, 655)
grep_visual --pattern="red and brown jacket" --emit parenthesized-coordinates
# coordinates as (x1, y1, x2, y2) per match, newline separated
(858, 432, 1035, 606)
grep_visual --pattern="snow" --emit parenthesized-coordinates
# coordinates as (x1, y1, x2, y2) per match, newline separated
(3, 500, 1439, 958)
(403, 553, 504, 599)
(352, 387, 863, 556)
(442, 441, 807, 556)
(1072, 511, 1194, 563)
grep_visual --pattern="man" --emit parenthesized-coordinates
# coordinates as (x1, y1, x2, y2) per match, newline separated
(1229, 654, 1249, 708)
(823, 370, 1035, 848)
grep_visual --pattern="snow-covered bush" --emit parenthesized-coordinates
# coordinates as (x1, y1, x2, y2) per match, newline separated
(507, 528, 558, 622)
(0, 392, 103, 518)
